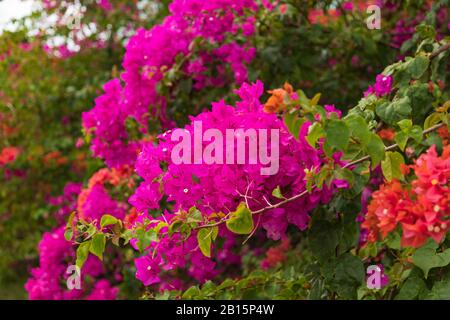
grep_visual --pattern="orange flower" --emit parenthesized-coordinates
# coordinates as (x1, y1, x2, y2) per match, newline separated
(124, 207, 139, 228)
(378, 128, 395, 141)
(437, 125, 449, 146)
(400, 163, 411, 176)
(88, 166, 133, 188)
(77, 188, 90, 220)
(261, 239, 290, 269)
(56, 157, 68, 165)
(308, 9, 340, 25)
(88, 168, 111, 188)
(263, 82, 294, 114)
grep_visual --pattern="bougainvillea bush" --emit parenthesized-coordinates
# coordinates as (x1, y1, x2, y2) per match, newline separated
(1, 0, 450, 299)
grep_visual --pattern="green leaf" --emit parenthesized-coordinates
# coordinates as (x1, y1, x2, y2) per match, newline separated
(397, 119, 412, 131)
(64, 218, 75, 240)
(407, 83, 434, 125)
(121, 229, 133, 245)
(89, 233, 106, 260)
(412, 240, 450, 278)
(365, 133, 385, 168)
(201, 280, 217, 296)
(182, 286, 201, 299)
(310, 93, 321, 106)
(187, 206, 203, 224)
(416, 24, 436, 39)
(100, 214, 118, 228)
(314, 167, 330, 189)
(85, 224, 97, 238)
(427, 275, 450, 299)
(409, 126, 423, 144)
(332, 253, 365, 299)
(76, 240, 91, 269)
(64, 212, 76, 241)
(344, 114, 371, 146)
(226, 202, 254, 235)
(325, 119, 350, 151)
(197, 226, 218, 258)
(376, 97, 412, 125)
(306, 122, 325, 147)
(406, 55, 429, 79)
(395, 131, 409, 151)
(283, 111, 304, 140)
(424, 113, 443, 130)
(334, 168, 355, 187)
(395, 276, 428, 300)
(339, 211, 359, 252)
(168, 220, 183, 236)
(308, 220, 339, 262)
(385, 232, 401, 250)
(136, 228, 157, 252)
(381, 151, 405, 182)
(395, 119, 423, 150)
(217, 278, 235, 290)
(64, 229, 73, 242)
(271, 186, 285, 199)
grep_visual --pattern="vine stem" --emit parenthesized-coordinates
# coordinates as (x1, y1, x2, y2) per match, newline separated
(195, 122, 446, 230)
(430, 42, 450, 59)
(345, 122, 444, 167)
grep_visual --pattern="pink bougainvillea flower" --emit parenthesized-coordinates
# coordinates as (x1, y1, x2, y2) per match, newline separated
(364, 74, 393, 98)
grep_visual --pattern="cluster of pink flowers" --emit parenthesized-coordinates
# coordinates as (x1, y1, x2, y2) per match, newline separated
(128, 80, 347, 287)
(364, 74, 393, 98)
(47, 182, 82, 224)
(26, 170, 130, 299)
(25, 226, 119, 300)
(133, 227, 240, 287)
(97, 0, 113, 12)
(41, 0, 57, 10)
(82, 79, 140, 168)
(391, 5, 448, 50)
(82, 0, 260, 168)
(43, 44, 76, 59)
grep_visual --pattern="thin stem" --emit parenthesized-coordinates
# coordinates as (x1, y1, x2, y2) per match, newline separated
(430, 42, 450, 59)
(195, 122, 446, 230)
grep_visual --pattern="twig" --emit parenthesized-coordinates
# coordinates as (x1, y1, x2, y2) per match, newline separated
(195, 122, 445, 230)
(345, 122, 444, 167)
(430, 42, 450, 59)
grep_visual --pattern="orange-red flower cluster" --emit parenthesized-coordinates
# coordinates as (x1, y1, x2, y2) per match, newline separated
(362, 145, 450, 247)
(87, 166, 134, 189)
(378, 128, 396, 142)
(42, 151, 68, 166)
(0, 113, 17, 138)
(77, 166, 134, 221)
(438, 125, 449, 146)
(261, 239, 290, 269)
(263, 82, 294, 113)
(307, 1, 379, 25)
(0, 146, 20, 166)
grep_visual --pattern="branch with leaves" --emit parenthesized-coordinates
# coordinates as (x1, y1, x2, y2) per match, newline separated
(195, 121, 446, 231)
